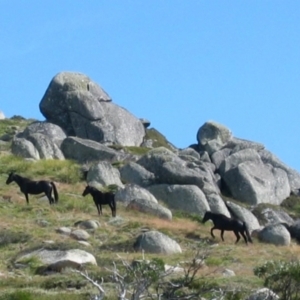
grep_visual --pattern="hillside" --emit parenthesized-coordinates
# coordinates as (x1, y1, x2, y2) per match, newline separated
(0, 117, 300, 300)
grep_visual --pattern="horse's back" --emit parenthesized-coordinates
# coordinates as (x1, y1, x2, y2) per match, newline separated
(26, 180, 52, 194)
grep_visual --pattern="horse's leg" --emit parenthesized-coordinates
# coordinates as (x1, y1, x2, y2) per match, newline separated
(220, 230, 225, 241)
(109, 202, 115, 217)
(234, 231, 241, 244)
(210, 227, 216, 238)
(49, 186, 55, 205)
(46, 189, 53, 205)
(24, 193, 29, 205)
(96, 204, 101, 215)
(240, 230, 248, 244)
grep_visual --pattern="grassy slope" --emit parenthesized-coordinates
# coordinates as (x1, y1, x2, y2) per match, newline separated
(0, 120, 300, 299)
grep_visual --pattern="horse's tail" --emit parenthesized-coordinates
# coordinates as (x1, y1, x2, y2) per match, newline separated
(51, 182, 59, 203)
(243, 222, 253, 243)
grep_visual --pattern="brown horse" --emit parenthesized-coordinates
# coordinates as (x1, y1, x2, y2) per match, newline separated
(6, 172, 59, 205)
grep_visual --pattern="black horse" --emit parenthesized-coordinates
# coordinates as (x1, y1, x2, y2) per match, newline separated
(202, 211, 253, 244)
(82, 185, 116, 217)
(6, 172, 59, 205)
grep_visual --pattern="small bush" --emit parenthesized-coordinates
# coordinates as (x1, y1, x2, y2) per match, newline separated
(0, 290, 34, 300)
(0, 230, 31, 247)
(254, 259, 300, 299)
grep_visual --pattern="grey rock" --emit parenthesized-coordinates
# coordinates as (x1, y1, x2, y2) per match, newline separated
(61, 136, 122, 163)
(205, 193, 230, 217)
(227, 137, 265, 153)
(137, 147, 219, 194)
(71, 229, 90, 241)
(245, 288, 279, 300)
(127, 198, 172, 220)
(179, 148, 201, 160)
(222, 268, 235, 277)
(211, 148, 232, 170)
(259, 206, 295, 226)
(257, 223, 291, 245)
(26, 133, 65, 160)
(197, 121, 232, 154)
(115, 183, 158, 206)
(134, 230, 182, 254)
(225, 201, 260, 232)
(56, 227, 71, 235)
(259, 149, 300, 192)
(119, 162, 156, 187)
(22, 121, 66, 147)
(39, 72, 145, 146)
(16, 248, 97, 272)
(11, 137, 40, 160)
(220, 149, 290, 205)
(147, 184, 209, 216)
(74, 220, 101, 229)
(87, 161, 124, 189)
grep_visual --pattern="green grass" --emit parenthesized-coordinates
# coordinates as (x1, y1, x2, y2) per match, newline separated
(0, 156, 82, 184)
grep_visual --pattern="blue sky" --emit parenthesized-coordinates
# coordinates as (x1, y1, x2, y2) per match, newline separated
(1, 1, 300, 171)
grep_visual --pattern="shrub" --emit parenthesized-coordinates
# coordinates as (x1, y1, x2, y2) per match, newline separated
(254, 259, 300, 299)
(0, 290, 34, 300)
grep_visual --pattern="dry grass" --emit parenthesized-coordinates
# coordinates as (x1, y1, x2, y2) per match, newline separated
(0, 161, 300, 298)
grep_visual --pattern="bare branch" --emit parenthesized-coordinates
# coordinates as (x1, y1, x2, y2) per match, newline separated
(73, 269, 106, 300)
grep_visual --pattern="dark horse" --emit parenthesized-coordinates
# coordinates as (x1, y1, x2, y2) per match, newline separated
(202, 211, 252, 244)
(6, 172, 59, 205)
(82, 185, 116, 217)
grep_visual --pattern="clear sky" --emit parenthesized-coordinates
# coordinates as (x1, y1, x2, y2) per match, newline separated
(1, 1, 300, 171)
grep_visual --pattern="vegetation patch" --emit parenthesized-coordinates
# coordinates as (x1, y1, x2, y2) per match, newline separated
(0, 230, 31, 247)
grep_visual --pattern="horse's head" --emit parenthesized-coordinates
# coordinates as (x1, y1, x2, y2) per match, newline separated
(202, 211, 211, 224)
(6, 172, 15, 185)
(82, 186, 91, 197)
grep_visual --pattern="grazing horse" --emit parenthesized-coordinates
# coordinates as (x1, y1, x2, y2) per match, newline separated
(82, 185, 116, 217)
(202, 211, 252, 244)
(6, 172, 59, 205)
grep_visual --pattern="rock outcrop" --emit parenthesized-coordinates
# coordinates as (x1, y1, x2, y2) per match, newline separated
(39, 72, 145, 146)
(8, 71, 300, 247)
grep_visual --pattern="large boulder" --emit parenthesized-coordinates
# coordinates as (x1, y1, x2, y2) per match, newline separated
(205, 193, 230, 217)
(115, 183, 158, 206)
(257, 223, 291, 246)
(137, 147, 219, 194)
(39, 72, 145, 146)
(253, 205, 295, 226)
(219, 149, 290, 205)
(225, 201, 261, 232)
(133, 230, 182, 254)
(21, 121, 67, 147)
(127, 198, 172, 220)
(259, 149, 300, 192)
(26, 133, 65, 160)
(147, 184, 209, 216)
(197, 121, 232, 154)
(15, 248, 97, 273)
(61, 136, 123, 163)
(11, 137, 40, 160)
(119, 162, 156, 187)
(86, 161, 124, 189)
